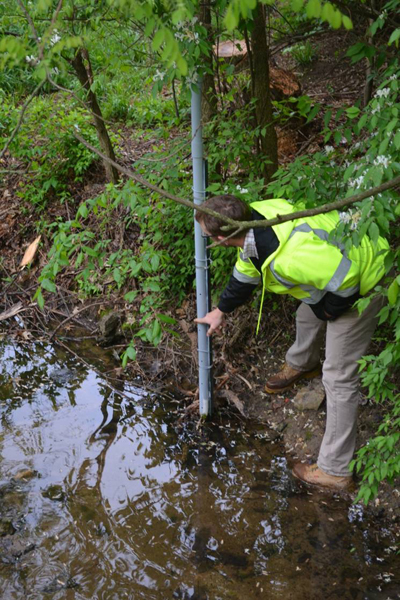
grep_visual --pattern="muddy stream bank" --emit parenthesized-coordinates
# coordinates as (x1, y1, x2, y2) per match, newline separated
(0, 334, 399, 600)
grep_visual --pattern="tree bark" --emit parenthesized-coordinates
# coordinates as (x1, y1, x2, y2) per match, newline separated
(199, 2, 217, 124)
(250, 4, 278, 183)
(70, 48, 119, 184)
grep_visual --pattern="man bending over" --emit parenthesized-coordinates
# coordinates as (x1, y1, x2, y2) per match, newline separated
(195, 195, 388, 491)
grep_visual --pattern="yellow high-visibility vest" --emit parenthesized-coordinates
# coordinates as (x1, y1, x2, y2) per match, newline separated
(234, 199, 389, 332)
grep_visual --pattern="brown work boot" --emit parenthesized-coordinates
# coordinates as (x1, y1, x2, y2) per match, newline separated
(292, 463, 354, 491)
(265, 363, 321, 394)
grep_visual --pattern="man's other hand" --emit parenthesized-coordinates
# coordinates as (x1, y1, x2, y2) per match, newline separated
(194, 308, 225, 337)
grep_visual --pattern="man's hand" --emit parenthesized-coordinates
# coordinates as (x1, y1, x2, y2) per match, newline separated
(194, 307, 225, 337)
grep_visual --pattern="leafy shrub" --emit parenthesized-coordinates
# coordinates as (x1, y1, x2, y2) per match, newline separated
(1, 96, 99, 209)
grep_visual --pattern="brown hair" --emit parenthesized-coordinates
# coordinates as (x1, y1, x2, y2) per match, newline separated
(195, 195, 251, 237)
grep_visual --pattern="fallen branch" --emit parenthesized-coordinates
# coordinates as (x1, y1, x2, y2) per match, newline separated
(49, 300, 105, 340)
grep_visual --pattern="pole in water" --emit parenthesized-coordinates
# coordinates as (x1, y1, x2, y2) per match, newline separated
(191, 78, 213, 417)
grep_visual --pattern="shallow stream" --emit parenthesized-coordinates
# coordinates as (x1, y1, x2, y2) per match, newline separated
(0, 338, 398, 600)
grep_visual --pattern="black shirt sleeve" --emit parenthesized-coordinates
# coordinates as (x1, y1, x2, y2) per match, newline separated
(218, 274, 258, 313)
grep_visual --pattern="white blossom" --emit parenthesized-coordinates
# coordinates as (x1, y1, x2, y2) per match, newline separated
(389, 74, 397, 81)
(373, 155, 390, 168)
(339, 211, 351, 224)
(375, 87, 390, 98)
(50, 30, 61, 46)
(236, 185, 248, 194)
(186, 72, 198, 85)
(348, 175, 365, 188)
(324, 145, 334, 155)
(25, 54, 38, 66)
(153, 69, 165, 82)
(339, 210, 361, 230)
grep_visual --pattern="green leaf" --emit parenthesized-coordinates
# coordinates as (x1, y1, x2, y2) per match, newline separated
(77, 203, 88, 218)
(292, 0, 305, 10)
(342, 15, 353, 30)
(388, 280, 399, 305)
(41, 278, 56, 293)
(394, 131, 400, 149)
(156, 313, 176, 325)
(306, 0, 321, 19)
(152, 319, 162, 345)
(357, 114, 368, 131)
(224, 4, 237, 31)
(321, 0, 334, 21)
(152, 29, 164, 51)
(386, 118, 398, 133)
(323, 109, 332, 127)
(378, 137, 389, 154)
(122, 344, 136, 367)
(388, 28, 400, 45)
(145, 280, 161, 292)
(151, 254, 160, 271)
(368, 221, 380, 245)
(176, 55, 187, 76)
(34, 288, 45, 310)
(113, 268, 122, 285)
(330, 9, 342, 29)
(126, 345, 137, 360)
(346, 106, 360, 119)
(124, 290, 138, 302)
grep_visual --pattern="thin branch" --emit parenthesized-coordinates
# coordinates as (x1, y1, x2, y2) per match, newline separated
(73, 128, 400, 233)
(72, 131, 239, 226)
(16, 0, 39, 42)
(235, 178, 400, 231)
(0, 79, 46, 160)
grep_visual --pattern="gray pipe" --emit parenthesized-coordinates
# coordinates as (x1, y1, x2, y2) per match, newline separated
(191, 79, 213, 417)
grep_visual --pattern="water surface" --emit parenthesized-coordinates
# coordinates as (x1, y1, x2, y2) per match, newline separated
(0, 338, 398, 600)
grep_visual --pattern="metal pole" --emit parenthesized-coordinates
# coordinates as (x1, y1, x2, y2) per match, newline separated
(191, 78, 213, 417)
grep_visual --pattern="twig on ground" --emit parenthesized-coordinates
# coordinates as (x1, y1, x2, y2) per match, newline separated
(49, 300, 104, 340)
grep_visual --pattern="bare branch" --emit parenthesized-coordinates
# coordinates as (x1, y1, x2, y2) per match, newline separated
(72, 131, 239, 226)
(16, 0, 40, 42)
(232, 178, 400, 231)
(74, 131, 400, 234)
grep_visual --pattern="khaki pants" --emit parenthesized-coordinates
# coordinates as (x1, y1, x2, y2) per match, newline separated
(286, 295, 385, 476)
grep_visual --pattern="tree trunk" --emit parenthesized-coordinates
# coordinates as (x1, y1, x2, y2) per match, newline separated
(199, 2, 217, 124)
(70, 48, 119, 184)
(250, 4, 278, 183)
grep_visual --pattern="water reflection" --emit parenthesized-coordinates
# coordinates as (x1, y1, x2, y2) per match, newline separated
(0, 339, 398, 599)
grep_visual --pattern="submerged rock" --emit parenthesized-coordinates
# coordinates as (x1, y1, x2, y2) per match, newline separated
(98, 311, 121, 343)
(292, 377, 325, 411)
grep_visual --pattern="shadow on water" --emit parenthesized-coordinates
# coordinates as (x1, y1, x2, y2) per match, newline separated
(0, 338, 398, 600)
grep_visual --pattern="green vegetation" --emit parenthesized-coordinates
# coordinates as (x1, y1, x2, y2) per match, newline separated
(1, 0, 399, 504)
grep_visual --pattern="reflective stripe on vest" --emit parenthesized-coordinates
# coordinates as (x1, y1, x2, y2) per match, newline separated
(233, 266, 261, 285)
(269, 223, 360, 303)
